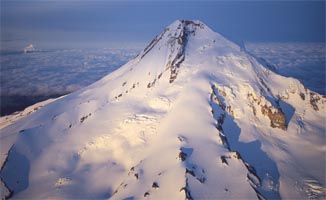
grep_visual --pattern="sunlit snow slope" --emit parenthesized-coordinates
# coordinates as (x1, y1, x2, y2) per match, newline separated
(1, 20, 325, 199)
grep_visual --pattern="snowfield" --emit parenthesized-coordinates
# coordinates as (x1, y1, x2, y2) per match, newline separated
(0, 20, 325, 199)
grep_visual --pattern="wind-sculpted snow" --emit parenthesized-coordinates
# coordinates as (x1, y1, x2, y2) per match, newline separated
(0, 20, 325, 199)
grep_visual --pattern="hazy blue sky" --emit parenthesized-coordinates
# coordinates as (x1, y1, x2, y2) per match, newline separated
(1, 1, 325, 50)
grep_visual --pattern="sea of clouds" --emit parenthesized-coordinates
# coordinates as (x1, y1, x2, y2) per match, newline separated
(0, 48, 139, 115)
(0, 43, 325, 116)
(246, 42, 325, 94)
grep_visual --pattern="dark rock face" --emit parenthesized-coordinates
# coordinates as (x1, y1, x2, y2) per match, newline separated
(179, 147, 193, 161)
(180, 185, 193, 200)
(152, 182, 159, 189)
(179, 152, 187, 161)
(147, 79, 156, 88)
(220, 155, 229, 165)
(167, 20, 205, 84)
(80, 113, 92, 123)
(185, 168, 195, 176)
(140, 20, 207, 87)
(211, 85, 226, 110)
(299, 93, 305, 100)
(261, 105, 286, 130)
(310, 92, 321, 111)
(144, 192, 150, 197)
(248, 93, 286, 130)
(141, 28, 169, 59)
(167, 26, 187, 83)
(141, 20, 201, 86)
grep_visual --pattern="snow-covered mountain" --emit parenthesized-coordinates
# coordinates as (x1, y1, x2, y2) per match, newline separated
(0, 20, 325, 199)
(23, 44, 36, 54)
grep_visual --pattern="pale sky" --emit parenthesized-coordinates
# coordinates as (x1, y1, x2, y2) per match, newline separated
(1, 1, 325, 50)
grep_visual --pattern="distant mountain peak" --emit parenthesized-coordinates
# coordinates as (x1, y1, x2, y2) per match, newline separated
(23, 44, 35, 54)
(173, 19, 206, 28)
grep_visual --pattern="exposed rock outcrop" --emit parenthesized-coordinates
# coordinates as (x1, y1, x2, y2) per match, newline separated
(261, 104, 286, 130)
(310, 92, 321, 111)
(247, 93, 286, 130)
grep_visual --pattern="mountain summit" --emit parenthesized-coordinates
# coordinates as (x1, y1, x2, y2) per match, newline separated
(1, 20, 325, 199)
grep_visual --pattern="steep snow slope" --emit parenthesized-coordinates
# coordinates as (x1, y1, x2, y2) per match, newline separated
(0, 20, 325, 199)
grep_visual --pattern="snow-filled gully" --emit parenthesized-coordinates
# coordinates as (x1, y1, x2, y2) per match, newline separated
(210, 84, 280, 199)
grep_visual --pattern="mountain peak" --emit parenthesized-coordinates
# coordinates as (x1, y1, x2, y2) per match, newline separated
(170, 19, 205, 28)
(137, 19, 235, 84)
(166, 19, 214, 40)
(0, 20, 325, 200)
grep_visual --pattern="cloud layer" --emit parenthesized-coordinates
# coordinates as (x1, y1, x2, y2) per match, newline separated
(246, 42, 325, 94)
(1, 48, 139, 97)
(0, 43, 324, 116)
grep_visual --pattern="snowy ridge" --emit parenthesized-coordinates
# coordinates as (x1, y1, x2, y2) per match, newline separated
(0, 20, 325, 199)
